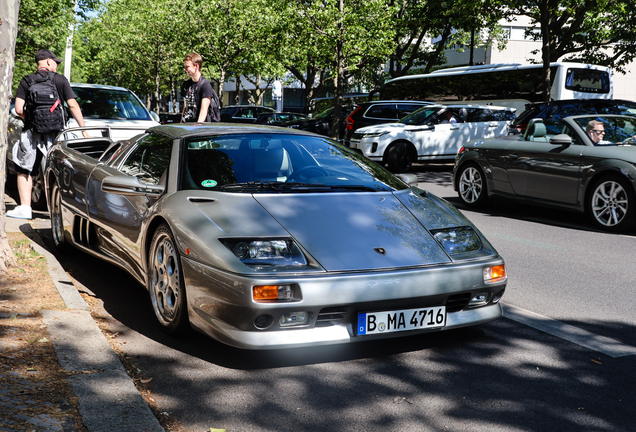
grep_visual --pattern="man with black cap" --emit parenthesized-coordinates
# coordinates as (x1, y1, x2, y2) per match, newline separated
(8, 49, 88, 220)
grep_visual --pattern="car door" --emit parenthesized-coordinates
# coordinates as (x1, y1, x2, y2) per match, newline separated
(414, 108, 468, 159)
(86, 133, 173, 278)
(504, 122, 583, 203)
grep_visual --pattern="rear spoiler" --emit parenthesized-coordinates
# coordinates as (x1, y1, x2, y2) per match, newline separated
(55, 126, 150, 143)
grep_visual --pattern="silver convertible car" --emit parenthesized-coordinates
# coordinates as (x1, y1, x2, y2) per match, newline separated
(454, 115, 636, 232)
(44, 123, 507, 349)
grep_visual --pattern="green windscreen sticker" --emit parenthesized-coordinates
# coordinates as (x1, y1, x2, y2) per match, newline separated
(201, 179, 218, 188)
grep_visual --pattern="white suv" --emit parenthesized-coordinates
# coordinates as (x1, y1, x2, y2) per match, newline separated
(65, 83, 160, 140)
(349, 104, 515, 173)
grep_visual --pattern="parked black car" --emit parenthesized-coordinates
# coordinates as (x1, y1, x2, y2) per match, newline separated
(255, 112, 307, 126)
(160, 113, 182, 124)
(510, 99, 636, 134)
(343, 100, 433, 146)
(220, 105, 276, 123)
(285, 105, 358, 140)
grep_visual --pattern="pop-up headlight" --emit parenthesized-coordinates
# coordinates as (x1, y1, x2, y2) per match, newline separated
(222, 239, 308, 269)
(432, 227, 482, 256)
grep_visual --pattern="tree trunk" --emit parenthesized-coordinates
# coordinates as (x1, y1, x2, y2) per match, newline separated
(218, 68, 226, 106)
(330, 0, 345, 141)
(0, 0, 21, 272)
(539, 0, 552, 102)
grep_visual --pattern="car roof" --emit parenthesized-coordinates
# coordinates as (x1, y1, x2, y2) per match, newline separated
(221, 105, 275, 109)
(360, 100, 433, 105)
(420, 104, 514, 111)
(525, 98, 636, 107)
(71, 82, 134, 92)
(149, 123, 320, 139)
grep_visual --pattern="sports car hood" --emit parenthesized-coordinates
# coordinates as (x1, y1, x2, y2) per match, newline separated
(254, 189, 467, 272)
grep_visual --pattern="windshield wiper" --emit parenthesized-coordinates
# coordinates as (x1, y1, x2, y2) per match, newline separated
(218, 181, 380, 193)
(218, 181, 285, 192)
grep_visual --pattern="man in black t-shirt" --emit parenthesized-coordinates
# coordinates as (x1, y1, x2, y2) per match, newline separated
(8, 49, 88, 220)
(180, 53, 220, 123)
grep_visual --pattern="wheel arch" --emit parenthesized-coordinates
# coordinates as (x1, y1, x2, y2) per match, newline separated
(382, 139, 417, 165)
(582, 161, 636, 208)
(453, 151, 491, 192)
(142, 215, 171, 283)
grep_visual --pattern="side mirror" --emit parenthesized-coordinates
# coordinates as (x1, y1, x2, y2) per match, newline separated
(102, 175, 165, 197)
(150, 112, 160, 123)
(549, 134, 572, 146)
(395, 173, 418, 187)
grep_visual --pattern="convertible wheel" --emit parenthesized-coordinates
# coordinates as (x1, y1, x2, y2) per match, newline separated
(385, 142, 412, 173)
(50, 183, 69, 253)
(457, 163, 488, 207)
(587, 176, 636, 232)
(148, 224, 189, 334)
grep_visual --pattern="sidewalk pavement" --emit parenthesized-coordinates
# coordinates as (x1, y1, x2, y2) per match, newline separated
(2, 195, 164, 432)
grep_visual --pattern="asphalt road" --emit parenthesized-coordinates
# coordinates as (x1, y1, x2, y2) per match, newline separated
(39, 163, 636, 432)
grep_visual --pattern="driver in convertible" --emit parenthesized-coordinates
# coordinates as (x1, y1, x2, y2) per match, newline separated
(586, 120, 611, 146)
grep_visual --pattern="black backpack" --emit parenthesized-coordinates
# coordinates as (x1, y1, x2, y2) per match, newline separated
(25, 72, 66, 134)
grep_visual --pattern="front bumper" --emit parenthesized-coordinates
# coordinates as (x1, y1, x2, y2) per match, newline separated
(182, 256, 507, 350)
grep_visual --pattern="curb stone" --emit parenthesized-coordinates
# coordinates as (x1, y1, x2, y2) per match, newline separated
(4, 198, 165, 432)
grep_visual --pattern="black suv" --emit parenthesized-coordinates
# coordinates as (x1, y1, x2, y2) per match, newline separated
(220, 105, 276, 123)
(285, 105, 359, 139)
(343, 100, 433, 146)
(510, 99, 636, 134)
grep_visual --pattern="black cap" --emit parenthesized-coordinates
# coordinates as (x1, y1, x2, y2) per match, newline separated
(35, 49, 62, 64)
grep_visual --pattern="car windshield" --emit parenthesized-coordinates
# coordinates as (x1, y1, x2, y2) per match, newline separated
(572, 116, 636, 145)
(312, 107, 334, 120)
(181, 133, 407, 192)
(400, 107, 440, 125)
(73, 87, 152, 120)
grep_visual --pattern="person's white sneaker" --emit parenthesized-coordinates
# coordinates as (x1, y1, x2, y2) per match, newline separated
(6, 205, 32, 220)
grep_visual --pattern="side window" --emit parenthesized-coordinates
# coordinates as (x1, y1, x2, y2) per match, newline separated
(490, 110, 516, 122)
(241, 108, 256, 119)
(466, 108, 491, 123)
(396, 104, 424, 119)
(119, 133, 172, 185)
(617, 102, 636, 116)
(99, 143, 122, 163)
(366, 104, 397, 119)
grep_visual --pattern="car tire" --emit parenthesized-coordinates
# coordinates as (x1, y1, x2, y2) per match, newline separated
(50, 182, 70, 253)
(31, 170, 47, 211)
(586, 175, 636, 232)
(148, 223, 190, 335)
(385, 141, 413, 173)
(457, 163, 488, 207)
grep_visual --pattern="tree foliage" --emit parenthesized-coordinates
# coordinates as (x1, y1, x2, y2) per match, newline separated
(387, 0, 511, 78)
(12, 0, 99, 93)
(78, 0, 183, 110)
(514, 0, 636, 99)
(280, 0, 397, 137)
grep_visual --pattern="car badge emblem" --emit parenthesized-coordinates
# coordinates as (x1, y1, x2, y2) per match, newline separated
(374, 247, 386, 255)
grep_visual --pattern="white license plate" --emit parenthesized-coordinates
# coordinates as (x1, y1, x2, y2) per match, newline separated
(357, 306, 446, 336)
